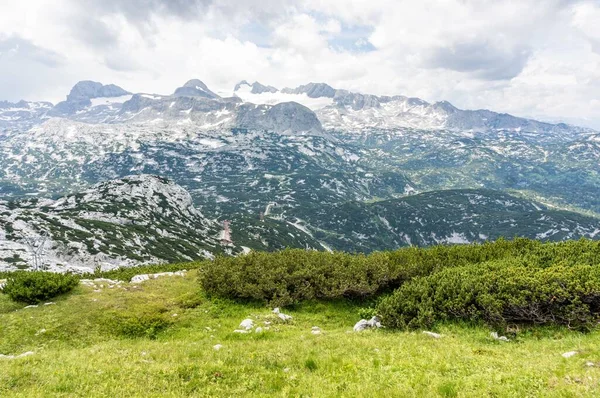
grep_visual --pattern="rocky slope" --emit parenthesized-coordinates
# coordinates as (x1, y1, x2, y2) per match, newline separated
(0, 100, 52, 130)
(0, 175, 325, 272)
(294, 189, 600, 252)
(0, 175, 225, 272)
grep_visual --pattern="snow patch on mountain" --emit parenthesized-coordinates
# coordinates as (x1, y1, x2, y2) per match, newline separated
(89, 95, 134, 107)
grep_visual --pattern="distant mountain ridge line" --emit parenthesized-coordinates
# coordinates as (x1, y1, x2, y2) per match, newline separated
(1, 78, 594, 134)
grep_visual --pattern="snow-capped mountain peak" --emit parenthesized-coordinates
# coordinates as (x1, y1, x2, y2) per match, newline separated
(48, 81, 131, 118)
(1, 77, 594, 136)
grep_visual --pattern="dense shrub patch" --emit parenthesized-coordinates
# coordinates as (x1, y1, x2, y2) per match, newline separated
(376, 260, 600, 330)
(200, 239, 600, 328)
(2, 271, 79, 304)
(200, 250, 395, 306)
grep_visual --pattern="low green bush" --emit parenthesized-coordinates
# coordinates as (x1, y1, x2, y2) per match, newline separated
(2, 271, 79, 304)
(377, 259, 600, 330)
(200, 239, 600, 309)
(200, 249, 395, 306)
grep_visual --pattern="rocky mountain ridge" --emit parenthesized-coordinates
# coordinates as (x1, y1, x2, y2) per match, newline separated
(236, 81, 589, 133)
(1, 78, 593, 136)
(0, 175, 225, 272)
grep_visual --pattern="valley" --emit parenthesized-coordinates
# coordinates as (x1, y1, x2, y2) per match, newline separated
(1, 79, 599, 271)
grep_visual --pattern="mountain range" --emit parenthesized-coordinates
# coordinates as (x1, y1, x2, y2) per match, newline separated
(0, 78, 598, 271)
(2, 78, 592, 134)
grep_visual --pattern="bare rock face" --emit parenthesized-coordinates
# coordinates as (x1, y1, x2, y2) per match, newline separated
(265, 102, 323, 133)
(282, 82, 336, 98)
(66, 81, 130, 102)
(236, 101, 323, 134)
(234, 80, 278, 94)
(173, 79, 220, 99)
(49, 81, 130, 116)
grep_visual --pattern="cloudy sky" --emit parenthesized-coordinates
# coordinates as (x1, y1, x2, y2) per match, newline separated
(1, 0, 600, 128)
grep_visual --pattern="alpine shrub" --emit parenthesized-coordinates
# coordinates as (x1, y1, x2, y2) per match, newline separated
(2, 271, 79, 304)
(200, 249, 395, 306)
(377, 259, 600, 330)
(200, 239, 600, 308)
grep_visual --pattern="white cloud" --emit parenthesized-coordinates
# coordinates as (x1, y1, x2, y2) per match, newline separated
(0, 0, 599, 128)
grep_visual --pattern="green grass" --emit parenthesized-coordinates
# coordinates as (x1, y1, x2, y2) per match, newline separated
(1, 270, 599, 397)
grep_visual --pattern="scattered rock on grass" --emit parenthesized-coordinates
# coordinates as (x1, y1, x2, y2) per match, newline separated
(353, 316, 382, 332)
(233, 329, 250, 334)
(562, 351, 578, 358)
(423, 331, 442, 339)
(278, 313, 292, 322)
(311, 327, 322, 335)
(213, 344, 223, 351)
(80, 278, 121, 287)
(491, 332, 510, 342)
(239, 319, 254, 330)
(23, 305, 38, 309)
(130, 271, 186, 284)
(273, 308, 293, 321)
(0, 351, 34, 360)
(255, 327, 264, 333)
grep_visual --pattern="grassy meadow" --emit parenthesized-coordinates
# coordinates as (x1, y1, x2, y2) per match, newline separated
(1, 267, 600, 397)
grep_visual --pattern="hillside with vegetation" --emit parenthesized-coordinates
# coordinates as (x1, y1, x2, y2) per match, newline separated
(1, 238, 600, 397)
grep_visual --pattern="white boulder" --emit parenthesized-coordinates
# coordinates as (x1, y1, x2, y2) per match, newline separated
(422, 331, 442, 339)
(278, 313, 292, 322)
(239, 319, 254, 330)
(353, 316, 382, 332)
(130, 271, 186, 284)
(490, 332, 510, 342)
(562, 351, 578, 358)
(353, 319, 369, 332)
